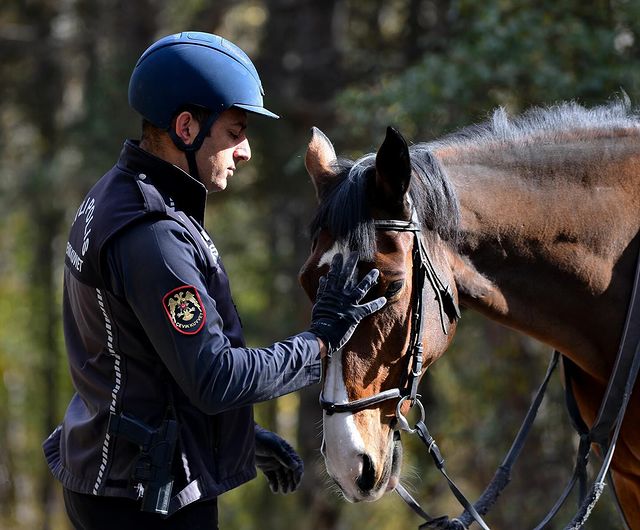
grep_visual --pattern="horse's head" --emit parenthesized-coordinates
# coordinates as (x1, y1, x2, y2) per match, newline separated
(299, 127, 461, 502)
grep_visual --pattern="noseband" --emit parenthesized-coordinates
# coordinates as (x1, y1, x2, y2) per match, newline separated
(319, 216, 461, 418)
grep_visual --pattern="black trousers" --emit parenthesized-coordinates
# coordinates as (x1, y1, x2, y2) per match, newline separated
(63, 489, 218, 530)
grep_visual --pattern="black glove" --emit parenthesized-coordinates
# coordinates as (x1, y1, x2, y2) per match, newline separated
(309, 252, 386, 355)
(254, 425, 304, 494)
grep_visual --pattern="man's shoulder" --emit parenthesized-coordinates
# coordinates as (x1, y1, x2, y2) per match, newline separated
(117, 216, 191, 242)
(109, 217, 203, 267)
(80, 162, 145, 215)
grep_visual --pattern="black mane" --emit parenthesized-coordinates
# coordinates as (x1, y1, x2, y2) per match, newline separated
(310, 147, 459, 260)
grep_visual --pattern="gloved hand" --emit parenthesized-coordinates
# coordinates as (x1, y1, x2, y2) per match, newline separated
(255, 425, 304, 494)
(309, 252, 386, 355)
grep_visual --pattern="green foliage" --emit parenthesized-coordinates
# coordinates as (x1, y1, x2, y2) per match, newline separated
(335, 0, 640, 147)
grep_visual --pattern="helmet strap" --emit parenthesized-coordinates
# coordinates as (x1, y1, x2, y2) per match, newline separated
(167, 112, 218, 183)
(185, 150, 200, 181)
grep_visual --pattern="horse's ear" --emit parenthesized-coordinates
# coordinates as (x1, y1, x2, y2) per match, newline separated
(305, 127, 338, 202)
(375, 127, 411, 209)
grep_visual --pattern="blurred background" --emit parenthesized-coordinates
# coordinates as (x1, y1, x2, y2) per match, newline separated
(2, 1, 640, 528)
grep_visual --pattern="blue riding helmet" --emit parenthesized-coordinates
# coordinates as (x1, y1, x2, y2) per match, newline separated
(129, 32, 278, 179)
(129, 31, 278, 131)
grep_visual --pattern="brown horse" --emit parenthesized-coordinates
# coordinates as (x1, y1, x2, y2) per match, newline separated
(299, 100, 640, 528)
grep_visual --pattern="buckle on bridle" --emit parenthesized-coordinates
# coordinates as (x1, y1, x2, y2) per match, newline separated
(396, 395, 426, 433)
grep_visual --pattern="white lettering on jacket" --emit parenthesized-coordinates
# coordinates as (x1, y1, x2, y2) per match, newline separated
(66, 242, 83, 272)
(74, 196, 95, 256)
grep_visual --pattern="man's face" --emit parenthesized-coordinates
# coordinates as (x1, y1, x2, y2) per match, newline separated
(197, 108, 251, 192)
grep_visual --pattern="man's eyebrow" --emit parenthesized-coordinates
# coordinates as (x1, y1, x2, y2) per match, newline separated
(230, 121, 247, 130)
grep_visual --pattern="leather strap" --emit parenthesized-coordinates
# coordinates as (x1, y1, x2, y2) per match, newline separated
(319, 216, 460, 414)
(414, 420, 491, 530)
(459, 239, 640, 529)
(456, 351, 560, 528)
(394, 415, 491, 530)
(319, 389, 401, 415)
(396, 485, 465, 530)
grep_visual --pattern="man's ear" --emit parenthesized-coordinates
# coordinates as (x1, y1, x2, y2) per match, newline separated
(173, 111, 200, 146)
(375, 127, 411, 211)
(305, 127, 338, 202)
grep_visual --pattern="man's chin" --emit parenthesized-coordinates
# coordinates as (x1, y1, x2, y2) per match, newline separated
(207, 179, 227, 193)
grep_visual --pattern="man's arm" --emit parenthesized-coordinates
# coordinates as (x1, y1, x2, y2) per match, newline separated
(106, 218, 322, 414)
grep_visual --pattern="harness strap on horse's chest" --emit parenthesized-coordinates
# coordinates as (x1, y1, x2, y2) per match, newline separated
(458, 239, 640, 530)
(589, 264, 640, 443)
(555, 240, 640, 530)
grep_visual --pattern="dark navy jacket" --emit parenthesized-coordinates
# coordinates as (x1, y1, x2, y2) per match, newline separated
(44, 140, 321, 512)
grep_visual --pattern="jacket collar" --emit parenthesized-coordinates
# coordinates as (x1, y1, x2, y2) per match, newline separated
(117, 140, 207, 224)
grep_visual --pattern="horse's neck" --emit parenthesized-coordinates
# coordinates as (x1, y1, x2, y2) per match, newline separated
(436, 137, 640, 377)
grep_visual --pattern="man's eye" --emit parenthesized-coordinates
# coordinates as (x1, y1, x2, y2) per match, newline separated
(385, 280, 404, 297)
(229, 130, 240, 140)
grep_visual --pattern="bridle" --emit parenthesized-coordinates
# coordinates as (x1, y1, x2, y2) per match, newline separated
(319, 216, 461, 419)
(317, 216, 494, 530)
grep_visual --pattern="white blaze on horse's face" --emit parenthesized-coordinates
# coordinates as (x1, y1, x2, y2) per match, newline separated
(306, 232, 457, 503)
(321, 347, 368, 499)
(321, 348, 399, 503)
(317, 240, 349, 268)
(318, 244, 368, 501)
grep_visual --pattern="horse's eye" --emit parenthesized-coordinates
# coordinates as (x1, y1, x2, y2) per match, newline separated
(385, 280, 404, 298)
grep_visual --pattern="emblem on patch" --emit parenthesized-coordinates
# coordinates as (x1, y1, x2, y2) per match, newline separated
(163, 286, 206, 335)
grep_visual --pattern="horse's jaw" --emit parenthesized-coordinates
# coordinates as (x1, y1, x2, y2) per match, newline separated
(322, 413, 403, 502)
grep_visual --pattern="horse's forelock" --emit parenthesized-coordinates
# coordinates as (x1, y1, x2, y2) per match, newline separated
(309, 149, 460, 258)
(310, 156, 377, 261)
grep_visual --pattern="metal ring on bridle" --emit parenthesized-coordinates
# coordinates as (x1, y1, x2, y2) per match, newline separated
(396, 395, 425, 433)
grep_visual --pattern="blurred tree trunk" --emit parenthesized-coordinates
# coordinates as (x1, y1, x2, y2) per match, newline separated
(31, 194, 64, 530)
(0, 375, 14, 519)
(253, 1, 344, 527)
(21, 5, 66, 529)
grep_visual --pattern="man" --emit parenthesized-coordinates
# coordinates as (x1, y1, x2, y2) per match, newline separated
(43, 32, 386, 530)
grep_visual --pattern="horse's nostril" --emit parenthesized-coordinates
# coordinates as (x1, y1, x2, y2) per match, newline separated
(356, 453, 376, 493)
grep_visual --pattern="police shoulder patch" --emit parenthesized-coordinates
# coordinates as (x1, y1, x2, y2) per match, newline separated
(162, 285, 206, 335)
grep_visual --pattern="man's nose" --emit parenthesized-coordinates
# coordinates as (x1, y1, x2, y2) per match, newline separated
(235, 138, 251, 162)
